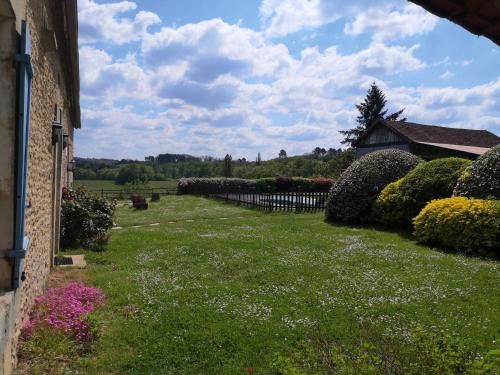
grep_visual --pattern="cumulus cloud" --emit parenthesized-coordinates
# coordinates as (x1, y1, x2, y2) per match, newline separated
(78, 0, 160, 44)
(259, 0, 435, 39)
(344, 4, 438, 41)
(75, 1, 499, 160)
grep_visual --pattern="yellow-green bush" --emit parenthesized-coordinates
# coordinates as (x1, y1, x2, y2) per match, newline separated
(372, 179, 408, 227)
(413, 197, 500, 255)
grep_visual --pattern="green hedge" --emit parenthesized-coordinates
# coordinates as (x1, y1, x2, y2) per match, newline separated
(373, 158, 471, 227)
(178, 177, 335, 195)
(177, 178, 256, 195)
(413, 197, 500, 255)
(325, 150, 423, 223)
(454, 144, 500, 199)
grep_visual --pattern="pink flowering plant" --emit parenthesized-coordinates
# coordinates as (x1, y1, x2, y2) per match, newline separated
(23, 282, 106, 343)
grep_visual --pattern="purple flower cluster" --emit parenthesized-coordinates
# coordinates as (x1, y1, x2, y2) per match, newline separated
(24, 282, 105, 342)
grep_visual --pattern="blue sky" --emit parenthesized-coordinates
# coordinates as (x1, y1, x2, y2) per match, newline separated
(76, 0, 500, 160)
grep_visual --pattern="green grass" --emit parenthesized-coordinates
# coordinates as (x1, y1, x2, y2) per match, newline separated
(74, 179, 178, 190)
(70, 196, 498, 374)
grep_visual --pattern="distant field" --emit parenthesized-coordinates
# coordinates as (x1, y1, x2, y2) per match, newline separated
(74, 179, 178, 190)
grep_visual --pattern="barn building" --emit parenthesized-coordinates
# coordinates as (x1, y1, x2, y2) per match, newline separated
(354, 120, 500, 160)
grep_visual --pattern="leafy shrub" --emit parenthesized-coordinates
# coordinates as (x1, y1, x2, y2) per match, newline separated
(373, 158, 471, 227)
(325, 150, 422, 223)
(60, 187, 116, 249)
(23, 282, 105, 343)
(177, 178, 257, 194)
(454, 144, 500, 199)
(372, 179, 408, 227)
(255, 177, 335, 192)
(151, 192, 160, 202)
(413, 197, 500, 255)
(116, 163, 154, 185)
(122, 180, 150, 197)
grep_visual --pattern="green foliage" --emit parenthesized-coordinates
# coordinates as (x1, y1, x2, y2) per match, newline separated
(454, 144, 500, 199)
(372, 178, 408, 227)
(122, 180, 150, 197)
(373, 158, 471, 227)
(60, 187, 116, 249)
(325, 149, 422, 223)
(116, 163, 154, 185)
(223, 154, 233, 177)
(74, 167, 97, 180)
(273, 327, 499, 375)
(413, 197, 500, 255)
(177, 178, 256, 194)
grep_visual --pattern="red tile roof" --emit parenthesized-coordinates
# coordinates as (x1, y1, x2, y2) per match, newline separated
(386, 121, 500, 148)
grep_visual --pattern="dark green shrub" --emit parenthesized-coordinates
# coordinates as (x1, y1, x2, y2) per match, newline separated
(177, 178, 256, 194)
(453, 144, 500, 199)
(414, 197, 500, 255)
(325, 150, 422, 223)
(373, 158, 471, 227)
(255, 177, 335, 192)
(151, 192, 160, 202)
(116, 164, 154, 185)
(254, 177, 276, 192)
(60, 187, 116, 249)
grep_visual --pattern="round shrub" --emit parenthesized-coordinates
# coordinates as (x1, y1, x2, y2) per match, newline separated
(453, 144, 500, 199)
(372, 179, 408, 227)
(413, 197, 500, 255)
(325, 149, 422, 223)
(374, 158, 471, 227)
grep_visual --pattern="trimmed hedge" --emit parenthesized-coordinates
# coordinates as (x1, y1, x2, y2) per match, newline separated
(255, 177, 335, 192)
(413, 197, 500, 255)
(372, 179, 408, 227)
(325, 150, 422, 223)
(177, 178, 256, 195)
(178, 177, 335, 195)
(373, 158, 471, 227)
(453, 144, 500, 199)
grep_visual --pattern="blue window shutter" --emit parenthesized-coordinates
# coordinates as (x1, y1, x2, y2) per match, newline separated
(9, 20, 33, 289)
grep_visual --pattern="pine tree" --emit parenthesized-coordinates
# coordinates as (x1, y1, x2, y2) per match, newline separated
(339, 82, 406, 146)
(223, 154, 233, 177)
(278, 149, 287, 159)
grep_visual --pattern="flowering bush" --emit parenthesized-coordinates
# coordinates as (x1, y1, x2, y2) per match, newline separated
(24, 282, 106, 342)
(61, 187, 116, 249)
(453, 144, 500, 199)
(325, 150, 422, 223)
(131, 195, 148, 209)
(372, 179, 408, 227)
(413, 197, 500, 255)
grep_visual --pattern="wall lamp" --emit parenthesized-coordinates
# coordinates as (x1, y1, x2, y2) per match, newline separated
(67, 159, 76, 172)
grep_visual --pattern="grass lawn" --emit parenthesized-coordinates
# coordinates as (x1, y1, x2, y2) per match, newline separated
(64, 196, 498, 374)
(74, 179, 178, 191)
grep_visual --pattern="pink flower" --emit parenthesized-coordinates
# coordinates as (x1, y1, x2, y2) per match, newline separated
(23, 282, 105, 342)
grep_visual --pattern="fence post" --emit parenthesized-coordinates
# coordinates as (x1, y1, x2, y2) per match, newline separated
(101, 188, 104, 198)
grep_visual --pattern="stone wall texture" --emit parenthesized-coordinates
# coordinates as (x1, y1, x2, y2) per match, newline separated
(0, 0, 78, 373)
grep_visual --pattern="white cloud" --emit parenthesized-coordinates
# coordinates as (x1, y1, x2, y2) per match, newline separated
(75, 1, 499, 160)
(439, 71, 454, 79)
(78, 0, 160, 44)
(344, 4, 438, 42)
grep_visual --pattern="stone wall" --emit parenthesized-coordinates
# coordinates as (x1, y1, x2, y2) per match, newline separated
(0, 0, 78, 373)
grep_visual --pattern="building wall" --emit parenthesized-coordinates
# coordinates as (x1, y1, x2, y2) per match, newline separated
(0, 0, 77, 373)
(356, 143, 410, 159)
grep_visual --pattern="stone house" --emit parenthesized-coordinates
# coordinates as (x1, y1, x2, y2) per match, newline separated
(0, 0, 80, 373)
(354, 119, 500, 160)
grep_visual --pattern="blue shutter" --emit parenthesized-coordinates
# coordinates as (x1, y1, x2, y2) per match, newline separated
(9, 20, 33, 289)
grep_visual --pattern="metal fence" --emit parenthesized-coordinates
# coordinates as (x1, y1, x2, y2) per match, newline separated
(206, 191, 329, 212)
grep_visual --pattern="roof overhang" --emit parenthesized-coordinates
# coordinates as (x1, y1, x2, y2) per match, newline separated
(63, 0, 81, 129)
(418, 142, 491, 155)
(410, 0, 500, 45)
